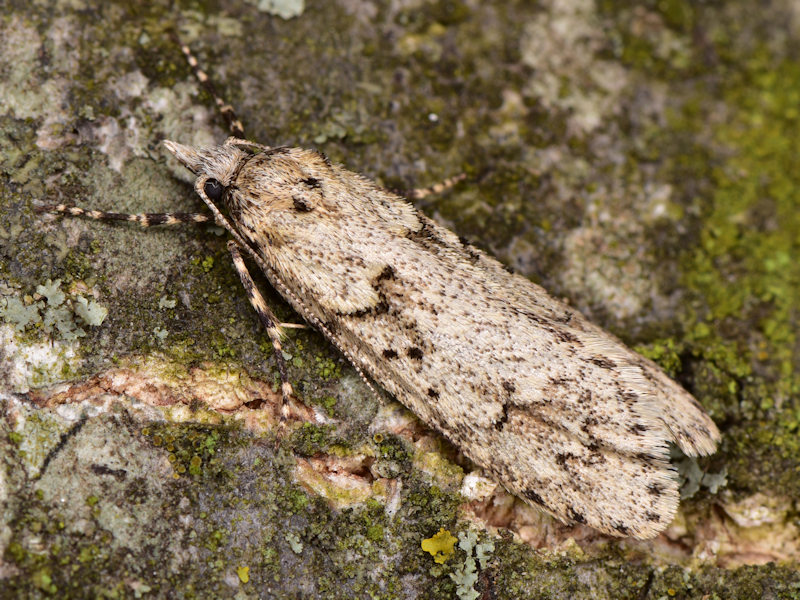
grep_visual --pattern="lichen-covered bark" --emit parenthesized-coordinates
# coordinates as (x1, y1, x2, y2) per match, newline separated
(1, 0, 798, 598)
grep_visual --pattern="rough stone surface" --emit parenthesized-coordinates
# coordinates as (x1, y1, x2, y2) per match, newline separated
(1, 0, 799, 598)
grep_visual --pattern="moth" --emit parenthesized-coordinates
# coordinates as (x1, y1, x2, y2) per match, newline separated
(43, 36, 720, 540)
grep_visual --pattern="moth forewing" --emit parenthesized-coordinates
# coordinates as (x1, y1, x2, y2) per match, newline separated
(164, 138, 720, 540)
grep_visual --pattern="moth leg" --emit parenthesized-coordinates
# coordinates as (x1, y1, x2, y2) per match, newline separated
(404, 173, 467, 200)
(193, 177, 380, 402)
(37, 204, 211, 227)
(226, 240, 295, 424)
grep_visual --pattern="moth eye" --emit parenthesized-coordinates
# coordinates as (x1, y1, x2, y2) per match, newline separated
(204, 178, 224, 202)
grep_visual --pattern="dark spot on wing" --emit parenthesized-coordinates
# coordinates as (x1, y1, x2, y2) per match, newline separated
(376, 264, 396, 282)
(554, 310, 574, 324)
(620, 391, 639, 407)
(645, 511, 661, 522)
(647, 483, 663, 496)
(580, 416, 598, 433)
(382, 349, 398, 359)
(461, 242, 482, 264)
(590, 357, 617, 369)
(629, 423, 648, 434)
(568, 508, 587, 524)
(427, 388, 439, 399)
(301, 177, 321, 188)
(513, 308, 546, 325)
(406, 222, 464, 259)
(265, 146, 291, 156)
(494, 403, 509, 431)
(349, 299, 389, 318)
(407, 347, 423, 360)
(554, 329, 579, 344)
(292, 196, 313, 212)
(502, 380, 516, 394)
(555, 452, 577, 468)
(523, 489, 546, 506)
(339, 265, 397, 317)
(613, 523, 630, 535)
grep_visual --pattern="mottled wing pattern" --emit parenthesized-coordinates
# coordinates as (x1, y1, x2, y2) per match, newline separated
(201, 145, 719, 539)
(327, 215, 717, 538)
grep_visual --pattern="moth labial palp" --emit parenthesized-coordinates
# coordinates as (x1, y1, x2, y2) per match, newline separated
(40, 30, 720, 540)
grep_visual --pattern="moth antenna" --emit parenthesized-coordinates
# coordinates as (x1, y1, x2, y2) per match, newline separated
(169, 29, 246, 138)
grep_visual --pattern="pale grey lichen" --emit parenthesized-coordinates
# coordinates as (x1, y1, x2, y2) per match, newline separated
(474, 539, 495, 570)
(74, 296, 108, 327)
(673, 446, 728, 499)
(43, 304, 85, 340)
(153, 326, 168, 343)
(285, 531, 304, 554)
(1, 280, 107, 341)
(158, 295, 177, 309)
(449, 530, 495, 600)
(0, 297, 42, 332)
(36, 279, 65, 307)
(243, 0, 305, 20)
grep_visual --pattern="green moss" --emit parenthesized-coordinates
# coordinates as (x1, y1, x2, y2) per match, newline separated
(314, 394, 337, 417)
(290, 422, 340, 456)
(402, 483, 460, 536)
(32, 568, 57, 594)
(314, 355, 341, 380)
(287, 487, 310, 512)
(142, 423, 231, 480)
(6, 541, 25, 563)
(662, 42, 800, 498)
(365, 524, 384, 542)
(200, 255, 214, 272)
(376, 434, 411, 464)
(634, 337, 683, 377)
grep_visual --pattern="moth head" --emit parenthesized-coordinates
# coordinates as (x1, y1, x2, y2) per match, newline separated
(163, 140, 246, 190)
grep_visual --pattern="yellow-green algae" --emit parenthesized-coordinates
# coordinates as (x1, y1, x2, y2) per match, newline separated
(422, 527, 458, 564)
